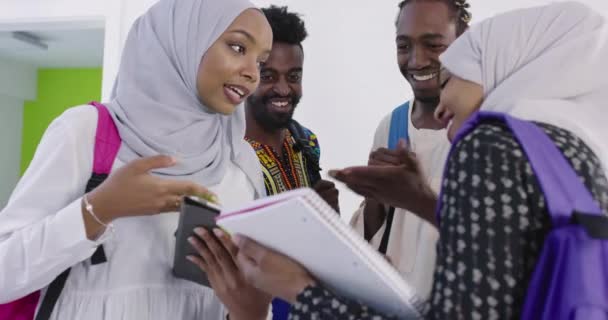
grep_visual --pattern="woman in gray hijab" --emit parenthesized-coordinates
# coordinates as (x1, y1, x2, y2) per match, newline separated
(0, 0, 274, 319)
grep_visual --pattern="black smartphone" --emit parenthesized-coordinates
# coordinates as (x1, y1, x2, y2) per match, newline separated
(172, 196, 221, 286)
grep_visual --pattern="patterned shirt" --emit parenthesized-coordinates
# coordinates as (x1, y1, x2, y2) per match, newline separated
(246, 128, 320, 196)
(289, 120, 608, 320)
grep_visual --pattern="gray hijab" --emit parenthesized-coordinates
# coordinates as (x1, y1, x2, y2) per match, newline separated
(105, 0, 265, 197)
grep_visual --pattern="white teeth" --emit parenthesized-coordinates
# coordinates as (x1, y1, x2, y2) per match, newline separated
(412, 73, 438, 81)
(228, 86, 244, 97)
(271, 101, 289, 107)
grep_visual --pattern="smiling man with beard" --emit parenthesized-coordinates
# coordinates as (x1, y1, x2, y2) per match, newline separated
(244, 6, 340, 320)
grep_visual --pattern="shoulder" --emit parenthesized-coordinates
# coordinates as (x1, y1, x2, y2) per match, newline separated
(371, 112, 393, 150)
(53, 104, 99, 134)
(45, 104, 99, 154)
(451, 121, 524, 160)
(371, 102, 411, 150)
(298, 125, 321, 153)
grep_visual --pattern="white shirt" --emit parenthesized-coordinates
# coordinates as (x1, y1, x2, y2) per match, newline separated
(350, 102, 450, 299)
(0, 105, 258, 320)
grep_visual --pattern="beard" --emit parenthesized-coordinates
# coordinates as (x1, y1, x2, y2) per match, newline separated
(247, 92, 301, 131)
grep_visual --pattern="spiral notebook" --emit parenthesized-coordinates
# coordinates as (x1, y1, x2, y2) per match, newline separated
(216, 188, 424, 319)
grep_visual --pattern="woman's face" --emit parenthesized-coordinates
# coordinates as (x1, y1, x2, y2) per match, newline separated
(197, 9, 273, 115)
(434, 75, 484, 141)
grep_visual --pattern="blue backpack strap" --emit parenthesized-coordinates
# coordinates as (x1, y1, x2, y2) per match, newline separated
(379, 102, 410, 256)
(388, 102, 410, 150)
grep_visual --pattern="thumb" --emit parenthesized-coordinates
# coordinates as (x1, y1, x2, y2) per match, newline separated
(129, 155, 176, 173)
(397, 138, 409, 150)
(328, 169, 348, 182)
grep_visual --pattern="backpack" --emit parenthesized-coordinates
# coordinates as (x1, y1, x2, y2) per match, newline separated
(0, 102, 121, 320)
(438, 111, 608, 319)
(378, 101, 410, 254)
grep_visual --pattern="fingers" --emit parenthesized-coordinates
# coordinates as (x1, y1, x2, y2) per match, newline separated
(193, 228, 239, 277)
(234, 235, 267, 264)
(313, 179, 336, 191)
(314, 182, 340, 212)
(397, 138, 409, 150)
(128, 155, 176, 173)
(160, 195, 183, 213)
(369, 149, 402, 166)
(235, 249, 259, 286)
(187, 235, 212, 271)
(168, 181, 217, 203)
(330, 167, 378, 188)
(213, 228, 239, 258)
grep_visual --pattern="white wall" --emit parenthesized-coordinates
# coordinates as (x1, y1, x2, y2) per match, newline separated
(0, 97, 25, 209)
(0, 0, 122, 101)
(0, 58, 37, 208)
(2, 0, 606, 217)
(250, 0, 608, 219)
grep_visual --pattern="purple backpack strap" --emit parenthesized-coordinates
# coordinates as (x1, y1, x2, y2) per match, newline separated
(89, 102, 120, 174)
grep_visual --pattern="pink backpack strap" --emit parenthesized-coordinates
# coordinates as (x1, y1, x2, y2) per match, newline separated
(89, 102, 120, 174)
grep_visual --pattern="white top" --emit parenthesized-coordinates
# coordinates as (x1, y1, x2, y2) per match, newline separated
(350, 102, 450, 299)
(0, 105, 258, 320)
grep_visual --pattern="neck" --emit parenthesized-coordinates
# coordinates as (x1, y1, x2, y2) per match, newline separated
(245, 105, 287, 151)
(411, 99, 445, 130)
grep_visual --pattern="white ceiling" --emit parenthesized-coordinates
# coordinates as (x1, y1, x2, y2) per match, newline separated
(0, 28, 104, 68)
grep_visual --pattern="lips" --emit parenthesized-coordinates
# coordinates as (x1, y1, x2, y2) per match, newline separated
(268, 97, 292, 110)
(223, 84, 250, 105)
(411, 72, 439, 82)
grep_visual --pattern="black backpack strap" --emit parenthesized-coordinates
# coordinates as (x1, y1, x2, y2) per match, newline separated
(35, 173, 110, 319)
(34, 269, 70, 320)
(378, 207, 396, 255)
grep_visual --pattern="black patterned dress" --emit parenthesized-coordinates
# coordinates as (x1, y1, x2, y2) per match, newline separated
(289, 120, 608, 320)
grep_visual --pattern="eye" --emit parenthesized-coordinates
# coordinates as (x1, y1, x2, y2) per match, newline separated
(260, 71, 274, 82)
(397, 43, 411, 52)
(288, 73, 302, 83)
(229, 44, 246, 54)
(427, 43, 447, 52)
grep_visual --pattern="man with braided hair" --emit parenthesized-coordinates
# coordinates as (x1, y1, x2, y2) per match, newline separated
(335, 0, 472, 299)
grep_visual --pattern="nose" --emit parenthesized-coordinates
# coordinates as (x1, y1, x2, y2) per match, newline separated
(408, 46, 429, 70)
(434, 101, 453, 127)
(241, 59, 259, 83)
(273, 76, 291, 96)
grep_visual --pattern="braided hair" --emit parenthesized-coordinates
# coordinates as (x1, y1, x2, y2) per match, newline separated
(397, 0, 472, 35)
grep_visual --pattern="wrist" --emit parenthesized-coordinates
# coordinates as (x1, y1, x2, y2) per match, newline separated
(228, 308, 268, 320)
(412, 189, 438, 227)
(86, 190, 117, 223)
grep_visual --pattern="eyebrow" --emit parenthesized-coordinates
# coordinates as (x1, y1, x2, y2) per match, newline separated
(261, 67, 303, 73)
(228, 29, 257, 44)
(228, 29, 272, 55)
(396, 33, 445, 41)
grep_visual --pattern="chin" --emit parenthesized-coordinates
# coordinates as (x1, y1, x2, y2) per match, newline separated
(414, 93, 441, 105)
(212, 103, 238, 115)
